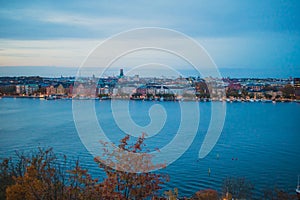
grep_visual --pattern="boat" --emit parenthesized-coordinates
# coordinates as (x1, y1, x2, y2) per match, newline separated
(296, 175, 300, 195)
(45, 95, 55, 100)
(262, 99, 272, 103)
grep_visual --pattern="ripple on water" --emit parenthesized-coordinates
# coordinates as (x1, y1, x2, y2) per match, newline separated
(0, 99, 299, 198)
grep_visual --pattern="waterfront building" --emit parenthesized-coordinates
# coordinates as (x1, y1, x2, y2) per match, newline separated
(246, 83, 265, 92)
(46, 85, 56, 95)
(16, 84, 39, 95)
(168, 85, 185, 96)
(98, 85, 110, 95)
(228, 82, 242, 90)
(294, 78, 300, 100)
(56, 84, 65, 95)
(120, 84, 137, 95)
(15, 85, 22, 94)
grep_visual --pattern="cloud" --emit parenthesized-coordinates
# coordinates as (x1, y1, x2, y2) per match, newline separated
(0, 0, 299, 77)
(0, 39, 99, 66)
(1, 29, 299, 72)
(0, 5, 166, 39)
(1, 0, 299, 40)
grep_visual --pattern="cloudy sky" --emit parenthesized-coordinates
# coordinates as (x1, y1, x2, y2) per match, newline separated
(0, 0, 300, 77)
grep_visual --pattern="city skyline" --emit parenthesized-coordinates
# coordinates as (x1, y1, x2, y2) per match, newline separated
(1, 0, 300, 77)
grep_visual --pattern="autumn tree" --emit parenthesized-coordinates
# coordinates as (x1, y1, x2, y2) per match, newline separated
(94, 133, 168, 200)
(191, 189, 219, 200)
(222, 177, 254, 200)
(263, 188, 298, 200)
(64, 160, 118, 200)
(0, 158, 15, 200)
(3, 134, 168, 200)
(5, 148, 67, 200)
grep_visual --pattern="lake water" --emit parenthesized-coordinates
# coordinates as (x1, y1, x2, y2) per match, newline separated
(0, 98, 299, 198)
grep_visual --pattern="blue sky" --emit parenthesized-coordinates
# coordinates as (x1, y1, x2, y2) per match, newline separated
(0, 0, 300, 77)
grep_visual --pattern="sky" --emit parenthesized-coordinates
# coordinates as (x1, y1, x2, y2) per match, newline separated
(0, 0, 300, 77)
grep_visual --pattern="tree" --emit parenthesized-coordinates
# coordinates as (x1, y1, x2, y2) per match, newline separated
(3, 134, 169, 200)
(281, 84, 295, 99)
(0, 158, 15, 200)
(65, 160, 109, 200)
(3, 147, 116, 200)
(264, 93, 273, 99)
(5, 148, 68, 200)
(241, 89, 248, 98)
(94, 134, 168, 199)
(249, 93, 255, 99)
(263, 188, 298, 200)
(222, 177, 254, 199)
(226, 88, 239, 98)
(191, 189, 218, 200)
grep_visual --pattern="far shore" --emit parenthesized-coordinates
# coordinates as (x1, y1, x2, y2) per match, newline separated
(1, 95, 299, 103)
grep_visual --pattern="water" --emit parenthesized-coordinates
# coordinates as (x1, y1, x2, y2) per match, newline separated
(0, 98, 300, 198)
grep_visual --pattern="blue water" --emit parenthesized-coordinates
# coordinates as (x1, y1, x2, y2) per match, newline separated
(0, 98, 300, 198)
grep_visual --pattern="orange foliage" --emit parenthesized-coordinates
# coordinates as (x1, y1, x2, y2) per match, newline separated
(192, 189, 219, 200)
(4, 134, 168, 200)
(94, 134, 168, 199)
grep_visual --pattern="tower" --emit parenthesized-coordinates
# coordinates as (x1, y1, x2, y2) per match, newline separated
(120, 69, 124, 77)
(294, 78, 300, 100)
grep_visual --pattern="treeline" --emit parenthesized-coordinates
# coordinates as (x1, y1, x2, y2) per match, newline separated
(0, 135, 298, 200)
(0, 135, 167, 200)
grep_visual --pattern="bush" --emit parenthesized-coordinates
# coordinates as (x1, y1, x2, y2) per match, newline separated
(222, 177, 254, 199)
(1, 135, 168, 200)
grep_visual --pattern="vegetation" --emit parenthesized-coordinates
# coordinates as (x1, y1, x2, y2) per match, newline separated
(263, 188, 298, 200)
(94, 134, 168, 199)
(0, 137, 298, 199)
(222, 177, 254, 199)
(226, 88, 240, 98)
(0, 135, 168, 200)
(0, 86, 16, 96)
(281, 84, 295, 99)
(264, 93, 273, 99)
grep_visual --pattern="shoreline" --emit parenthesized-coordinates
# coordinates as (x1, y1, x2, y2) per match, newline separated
(1, 95, 299, 103)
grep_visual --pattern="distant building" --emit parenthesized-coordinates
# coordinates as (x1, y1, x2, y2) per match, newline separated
(120, 69, 124, 77)
(98, 85, 110, 95)
(294, 78, 300, 99)
(46, 85, 56, 95)
(136, 84, 170, 96)
(26, 84, 39, 95)
(168, 86, 185, 96)
(16, 84, 39, 95)
(133, 74, 139, 82)
(120, 84, 136, 95)
(246, 83, 264, 92)
(56, 84, 65, 95)
(183, 87, 196, 95)
(135, 85, 147, 95)
(15, 85, 22, 94)
(228, 82, 242, 90)
(67, 85, 73, 96)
